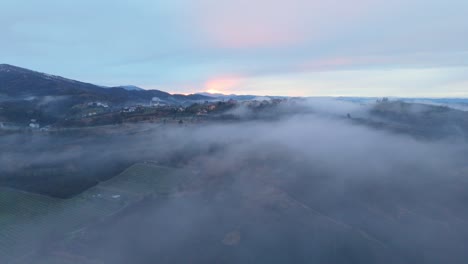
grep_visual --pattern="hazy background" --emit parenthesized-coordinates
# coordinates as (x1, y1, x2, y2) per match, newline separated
(1, 0, 468, 96)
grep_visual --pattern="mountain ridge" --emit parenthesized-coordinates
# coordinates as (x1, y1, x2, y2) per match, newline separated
(0, 64, 210, 103)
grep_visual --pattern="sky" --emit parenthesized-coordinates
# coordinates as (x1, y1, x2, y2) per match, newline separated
(1, 0, 467, 97)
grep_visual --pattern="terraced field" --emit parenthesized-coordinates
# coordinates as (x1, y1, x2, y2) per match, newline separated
(0, 163, 189, 263)
(98, 162, 189, 196)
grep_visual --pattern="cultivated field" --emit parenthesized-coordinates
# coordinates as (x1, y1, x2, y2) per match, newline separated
(0, 162, 189, 263)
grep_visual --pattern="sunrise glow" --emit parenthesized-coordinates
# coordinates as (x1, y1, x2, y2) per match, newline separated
(204, 77, 242, 94)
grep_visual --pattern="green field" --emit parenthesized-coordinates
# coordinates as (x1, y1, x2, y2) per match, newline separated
(0, 163, 190, 263)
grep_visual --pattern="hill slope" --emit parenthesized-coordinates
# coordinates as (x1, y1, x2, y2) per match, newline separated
(0, 64, 211, 125)
(0, 64, 208, 104)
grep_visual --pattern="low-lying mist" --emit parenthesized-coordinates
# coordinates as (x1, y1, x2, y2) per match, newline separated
(2, 99, 468, 263)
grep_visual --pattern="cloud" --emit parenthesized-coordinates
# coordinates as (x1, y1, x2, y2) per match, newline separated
(193, 0, 378, 49)
(2, 100, 468, 262)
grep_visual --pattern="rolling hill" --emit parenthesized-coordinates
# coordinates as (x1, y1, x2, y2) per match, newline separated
(0, 64, 210, 125)
(0, 64, 209, 104)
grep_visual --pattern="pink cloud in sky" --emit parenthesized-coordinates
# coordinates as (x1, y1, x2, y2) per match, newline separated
(193, 0, 379, 49)
(201, 25, 301, 49)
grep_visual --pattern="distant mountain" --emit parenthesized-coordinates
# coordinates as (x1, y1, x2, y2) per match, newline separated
(197, 92, 230, 97)
(196, 92, 259, 101)
(115, 85, 145, 91)
(0, 64, 211, 125)
(400, 98, 468, 111)
(173, 93, 214, 101)
(0, 64, 108, 97)
(338, 96, 468, 111)
(352, 100, 468, 140)
(0, 64, 210, 104)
